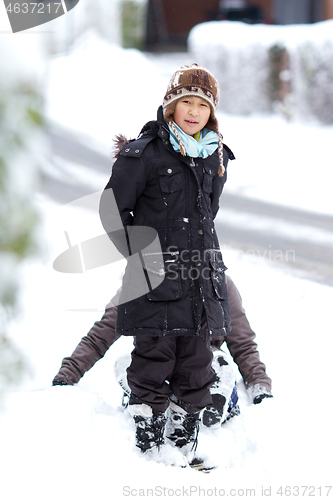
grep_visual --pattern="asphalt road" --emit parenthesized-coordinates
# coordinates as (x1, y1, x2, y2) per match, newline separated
(42, 123, 333, 287)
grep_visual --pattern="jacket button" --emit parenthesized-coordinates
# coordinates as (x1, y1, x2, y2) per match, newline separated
(125, 148, 130, 152)
(198, 229, 203, 235)
(135, 149, 140, 153)
(167, 168, 172, 174)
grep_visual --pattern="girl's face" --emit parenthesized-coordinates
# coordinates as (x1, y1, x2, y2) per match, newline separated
(173, 96, 211, 136)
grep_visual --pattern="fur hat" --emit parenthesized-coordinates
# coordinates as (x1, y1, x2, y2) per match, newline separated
(163, 64, 225, 176)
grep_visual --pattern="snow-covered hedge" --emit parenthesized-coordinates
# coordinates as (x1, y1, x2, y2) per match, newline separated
(0, 37, 44, 405)
(188, 20, 333, 123)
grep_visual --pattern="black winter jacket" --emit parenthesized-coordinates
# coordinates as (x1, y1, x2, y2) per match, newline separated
(100, 106, 235, 337)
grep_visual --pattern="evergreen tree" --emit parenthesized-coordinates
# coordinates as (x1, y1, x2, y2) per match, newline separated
(0, 37, 43, 406)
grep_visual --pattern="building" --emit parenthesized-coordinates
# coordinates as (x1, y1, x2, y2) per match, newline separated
(145, 0, 333, 50)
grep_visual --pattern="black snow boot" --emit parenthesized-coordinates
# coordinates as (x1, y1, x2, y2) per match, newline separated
(165, 401, 200, 455)
(128, 404, 167, 453)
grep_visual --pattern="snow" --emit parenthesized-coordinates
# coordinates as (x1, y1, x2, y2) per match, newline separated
(219, 113, 333, 215)
(190, 19, 333, 50)
(2, 230, 333, 497)
(46, 32, 167, 144)
(1, 28, 333, 499)
(188, 20, 333, 122)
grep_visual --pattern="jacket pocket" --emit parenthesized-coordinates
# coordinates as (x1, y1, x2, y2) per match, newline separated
(158, 165, 183, 193)
(145, 251, 182, 301)
(203, 165, 213, 194)
(207, 249, 228, 300)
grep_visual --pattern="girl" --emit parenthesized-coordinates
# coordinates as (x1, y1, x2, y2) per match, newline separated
(100, 64, 235, 464)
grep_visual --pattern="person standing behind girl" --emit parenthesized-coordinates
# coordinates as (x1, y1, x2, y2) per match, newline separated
(99, 64, 235, 465)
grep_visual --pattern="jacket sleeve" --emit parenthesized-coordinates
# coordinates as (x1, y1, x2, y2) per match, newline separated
(210, 143, 235, 218)
(99, 154, 149, 256)
(225, 275, 272, 391)
(211, 173, 226, 219)
(52, 303, 120, 385)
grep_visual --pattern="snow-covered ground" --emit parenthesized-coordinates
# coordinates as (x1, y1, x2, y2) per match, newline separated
(1, 32, 333, 499)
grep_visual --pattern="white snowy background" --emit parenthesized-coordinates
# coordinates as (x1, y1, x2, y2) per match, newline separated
(1, 8, 333, 500)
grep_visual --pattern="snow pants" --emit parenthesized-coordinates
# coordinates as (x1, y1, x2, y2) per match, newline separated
(127, 319, 216, 414)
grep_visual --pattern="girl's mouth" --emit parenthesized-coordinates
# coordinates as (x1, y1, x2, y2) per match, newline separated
(186, 120, 198, 125)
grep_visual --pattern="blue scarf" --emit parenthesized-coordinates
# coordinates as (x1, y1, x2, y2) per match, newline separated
(168, 121, 219, 158)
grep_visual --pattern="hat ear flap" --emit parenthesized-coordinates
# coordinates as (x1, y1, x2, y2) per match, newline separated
(207, 114, 219, 135)
(163, 102, 176, 124)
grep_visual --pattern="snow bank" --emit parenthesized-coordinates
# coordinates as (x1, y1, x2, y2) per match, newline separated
(47, 0, 122, 53)
(188, 20, 333, 123)
(46, 31, 168, 143)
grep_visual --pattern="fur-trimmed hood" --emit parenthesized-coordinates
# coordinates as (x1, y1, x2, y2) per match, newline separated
(112, 120, 160, 159)
(112, 134, 131, 160)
